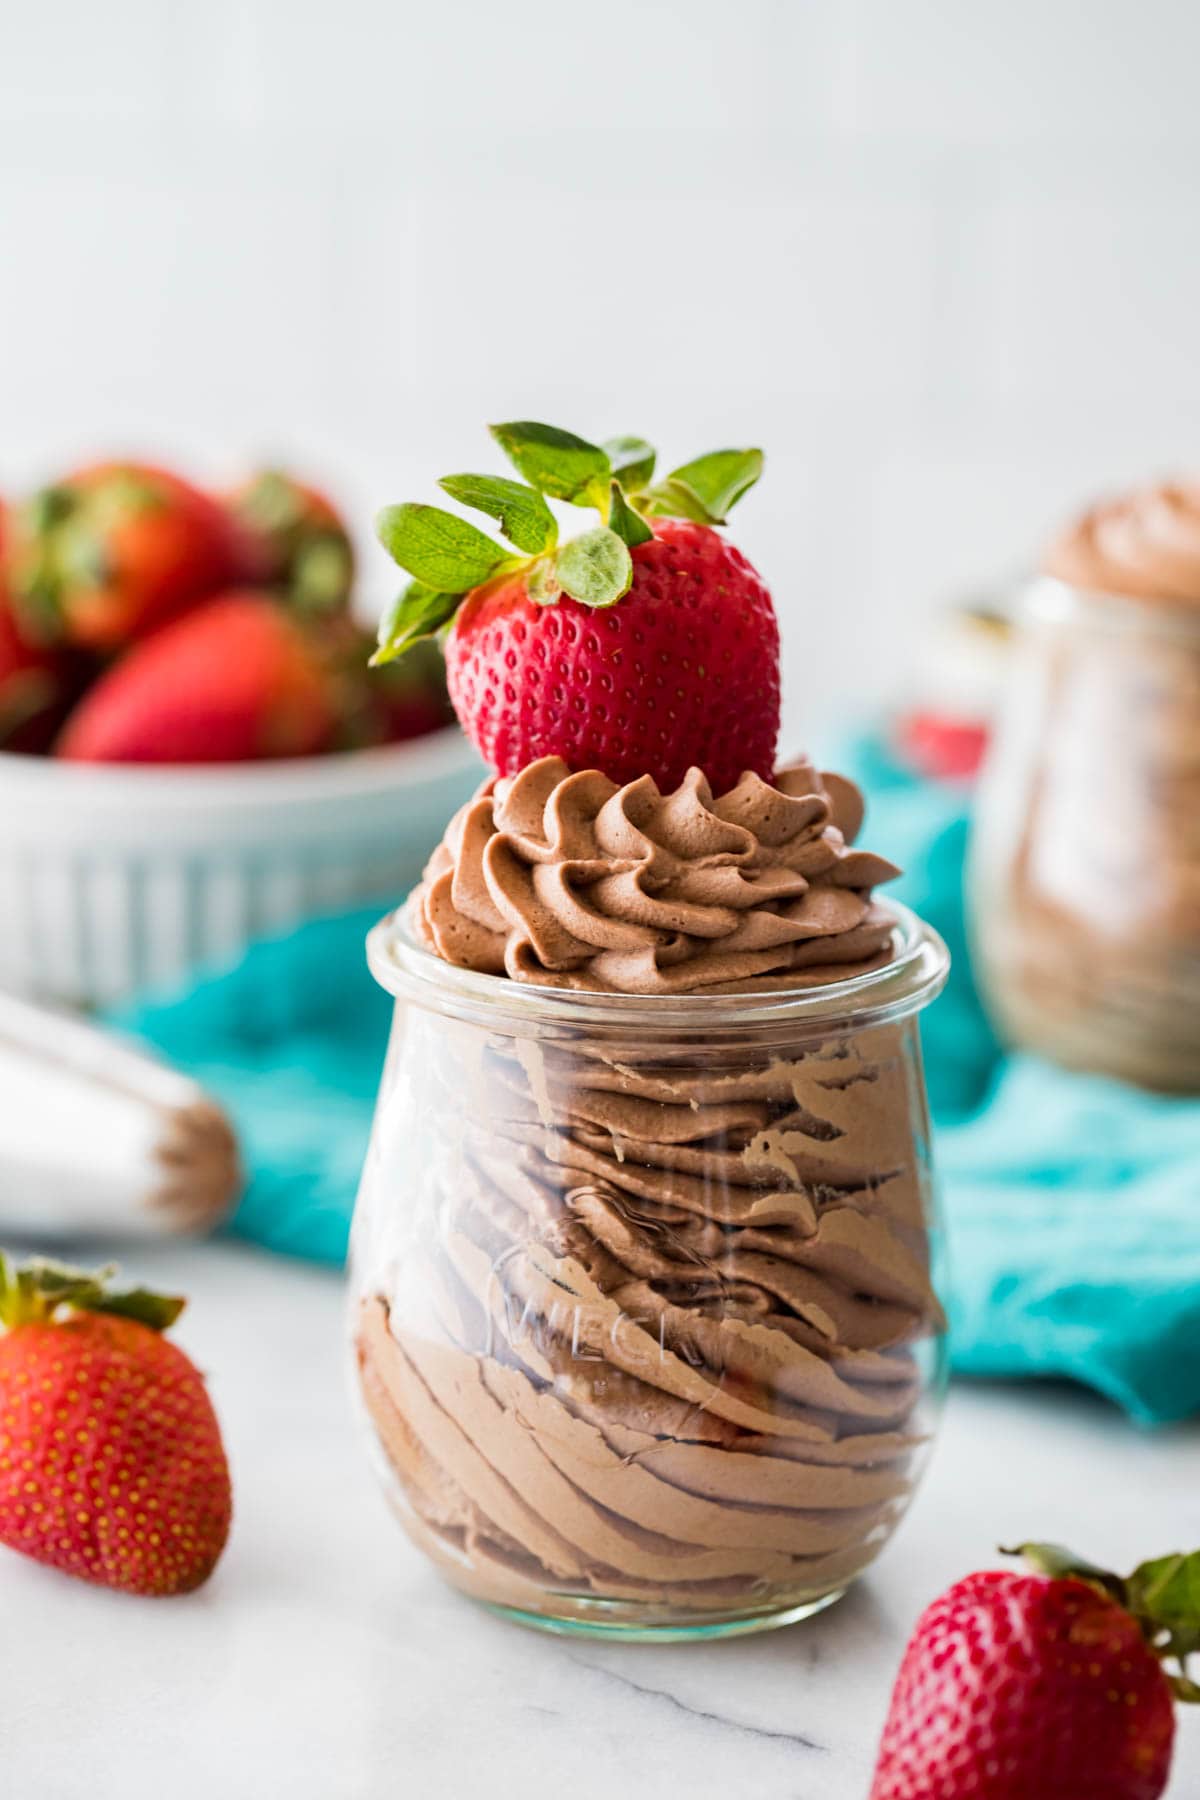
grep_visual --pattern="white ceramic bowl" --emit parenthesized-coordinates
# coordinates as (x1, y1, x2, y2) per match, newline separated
(0, 727, 482, 1007)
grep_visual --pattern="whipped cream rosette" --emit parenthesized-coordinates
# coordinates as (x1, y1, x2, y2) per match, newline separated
(1045, 479, 1200, 603)
(412, 756, 899, 993)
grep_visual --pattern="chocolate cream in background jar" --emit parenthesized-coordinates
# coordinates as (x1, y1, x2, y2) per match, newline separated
(350, 755, 950, 1640)
(970, 480, 1200, 1093)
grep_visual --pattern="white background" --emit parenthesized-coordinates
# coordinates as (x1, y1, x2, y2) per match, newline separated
(3, 0, 1199, 739)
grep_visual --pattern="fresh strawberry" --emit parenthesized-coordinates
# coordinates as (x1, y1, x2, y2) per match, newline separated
(331, 627, 453, 750)
(227, 469, 355, 615)
(371, 423, 778, 793)
(445, 518, 778, 792)
(0, 600, 68, 752)
(0, 505, 82, 751)
(57, 590, 336, 764)
(870, 1543, 1200, 1800)
(369, 637, 453, 744)
(10, 461, 256, 650)
(290, 611, 452, 752)
(0, 1255, 231, 1596)
(895, 709, 990, 781)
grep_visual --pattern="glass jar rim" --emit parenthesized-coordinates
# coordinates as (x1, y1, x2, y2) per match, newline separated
(1024, 574, 1200, 643)
(366, 898, 950, 1036)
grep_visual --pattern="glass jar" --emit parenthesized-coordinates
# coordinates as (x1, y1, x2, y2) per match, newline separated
(970, 577, 1200, 1092)
(349, 903, 950, 1641)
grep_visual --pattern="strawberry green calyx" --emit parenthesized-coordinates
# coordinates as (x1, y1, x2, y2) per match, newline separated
(11, 486, 109, 642)
(438, 474, 557, 556)
(0, 1252, 186, 1333)
(234, 470, 353, 613)
(235, 468, 306, 537)
(375, 502, 517, 594)
(13, 469, 172, 639)
(1006, 1542, 1200, 1702)
(603, 436, 656, 491)
(643, 447, 764, 526)
(488, 421, 612, 510)
(371, 420, 764, 666)
(292, 535, 354, 612)
(371, 581, 463, 665)
(608, 480, 653, 549)
(554, 526, 632, 608)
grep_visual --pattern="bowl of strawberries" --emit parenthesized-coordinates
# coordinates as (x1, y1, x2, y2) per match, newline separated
(0, 460, 479, 1006)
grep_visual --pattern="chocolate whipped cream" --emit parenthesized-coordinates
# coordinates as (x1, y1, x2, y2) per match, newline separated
(1045, 478, 1200, 604)
(973, 479, 1200, 1092)
(410, 756, 901, 995)
(355, 758, 945, 1626)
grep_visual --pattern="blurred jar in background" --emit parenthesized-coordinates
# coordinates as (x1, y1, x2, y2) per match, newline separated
(970, 480, 1200, 1092)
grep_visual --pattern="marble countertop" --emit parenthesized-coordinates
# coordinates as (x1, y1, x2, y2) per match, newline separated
(3, 1242, 1196, 1799)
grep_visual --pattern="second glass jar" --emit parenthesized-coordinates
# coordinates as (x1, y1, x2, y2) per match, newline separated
(971, 576, 1200, 1093)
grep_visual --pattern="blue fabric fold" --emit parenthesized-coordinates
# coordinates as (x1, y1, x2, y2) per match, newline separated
(109, 909, 389, 1268)
(107, 742, 1200, 1425)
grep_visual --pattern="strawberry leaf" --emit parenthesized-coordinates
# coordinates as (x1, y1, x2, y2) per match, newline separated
(527, 557, 562, 606)
(372, 580, 463, 666)
(608, 480, 653, 549)
(292, 535, 353, 614)
(438, 473, 558, 555)
(375, 502, 512, 592)
(667, 448, 763, 521)
(1129, 1552, 1200, 1656)
(0, 1254, 185, 1331)
(91, 1286, 187, 1330)
(603, 436, 656, 491)
(25, 485, 75, 534)
(489, 421, 611, 508)
(1008, 1543, 1127, 1604)
(91, 467, 170, 519)
(642, 476, 722, 526)
(554, 526, 632, 608)
(235, 468, 308, 534)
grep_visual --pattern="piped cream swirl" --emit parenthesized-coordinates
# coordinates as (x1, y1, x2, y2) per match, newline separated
(1045, 479, 1200, 603)
(410, 756, 900, 995)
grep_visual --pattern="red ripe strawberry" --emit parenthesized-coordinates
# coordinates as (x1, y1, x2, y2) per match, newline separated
(305, 614, 453, 751)
(342, 634, 452, 749)
(895, 709, 990, 781)
(0, 1255, 231, 1596)
(57, 589, 336, 764)
(372, 423, 778, 793)
(870, 1544, 1200, 1800)
(10, 461, 256, 650)
(446, 518, 778, 793)
(227, 468, 355, 615)
(0, 599, 67, 752)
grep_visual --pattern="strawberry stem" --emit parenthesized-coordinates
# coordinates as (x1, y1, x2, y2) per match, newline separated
(1003, 1541, 1128, 1604)
(0, 1252, 185, 1333)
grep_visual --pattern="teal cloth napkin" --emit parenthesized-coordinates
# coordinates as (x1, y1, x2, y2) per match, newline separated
(107, 744, 1200, 1424)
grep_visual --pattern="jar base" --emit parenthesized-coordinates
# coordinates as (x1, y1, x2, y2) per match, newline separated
(479, 1586, 847, 1643)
